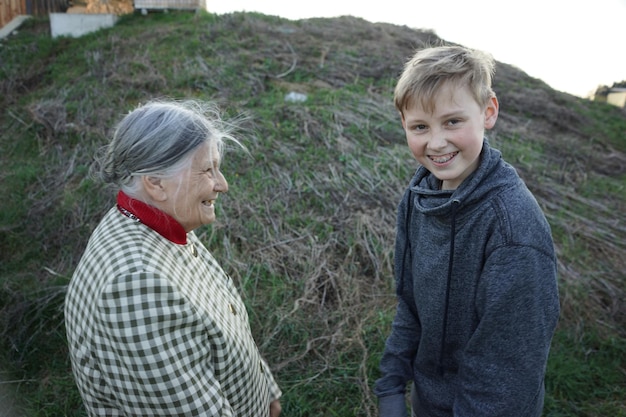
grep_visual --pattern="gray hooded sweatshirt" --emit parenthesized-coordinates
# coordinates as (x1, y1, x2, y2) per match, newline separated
(374, 141, 559, 417)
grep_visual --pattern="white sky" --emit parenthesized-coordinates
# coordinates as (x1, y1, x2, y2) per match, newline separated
(208, 0, 626, 98)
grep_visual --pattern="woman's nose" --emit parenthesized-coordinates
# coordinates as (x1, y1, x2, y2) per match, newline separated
(215, 171, 229, 193)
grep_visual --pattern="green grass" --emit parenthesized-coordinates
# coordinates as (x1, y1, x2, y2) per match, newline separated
(0, 10, 624, 416)
(545, 329, 626, 416)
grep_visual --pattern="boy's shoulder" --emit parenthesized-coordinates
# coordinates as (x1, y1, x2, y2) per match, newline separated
(469, 156, 547, 225)
(487, 179, 552, 243)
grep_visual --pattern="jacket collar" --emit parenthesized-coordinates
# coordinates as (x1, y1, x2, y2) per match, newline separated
(116, 190, 187, 244)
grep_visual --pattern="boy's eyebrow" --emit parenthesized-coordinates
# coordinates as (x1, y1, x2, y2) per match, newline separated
(404, 109, 465, 122)
(439, 110, 465, 118)
(421, 107, 466, 120)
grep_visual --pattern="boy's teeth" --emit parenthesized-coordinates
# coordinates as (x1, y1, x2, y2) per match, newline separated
(432, 152, 456, 163)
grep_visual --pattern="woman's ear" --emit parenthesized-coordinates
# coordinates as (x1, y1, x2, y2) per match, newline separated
(141, 176, 168, 202)
(484, 96, 499, 129)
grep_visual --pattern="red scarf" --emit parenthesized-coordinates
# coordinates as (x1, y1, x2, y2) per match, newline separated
(116, 190, 187, 244)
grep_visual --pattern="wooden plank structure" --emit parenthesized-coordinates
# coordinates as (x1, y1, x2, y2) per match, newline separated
(1, 0, 25, 29)
(1, 0, 69, 29)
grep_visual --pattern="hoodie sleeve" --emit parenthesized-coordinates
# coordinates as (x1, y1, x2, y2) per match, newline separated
(373, 190, 419, 417)
(374, 298, 417, 417)
(455, 244, 559, 416)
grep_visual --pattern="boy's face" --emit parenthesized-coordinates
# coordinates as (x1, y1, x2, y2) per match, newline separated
(401, 83, 498, 190)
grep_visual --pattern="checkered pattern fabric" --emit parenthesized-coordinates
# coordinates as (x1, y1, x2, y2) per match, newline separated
(65, 207, 281, 416)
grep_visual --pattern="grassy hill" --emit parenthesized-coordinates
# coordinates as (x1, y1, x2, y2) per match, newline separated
(0, 10, 625, 416)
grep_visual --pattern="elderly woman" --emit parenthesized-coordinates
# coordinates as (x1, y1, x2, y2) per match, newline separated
(65, 99, 282, 416)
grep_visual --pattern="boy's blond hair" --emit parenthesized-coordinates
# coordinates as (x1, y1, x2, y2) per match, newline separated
(394, 45, 496, 114)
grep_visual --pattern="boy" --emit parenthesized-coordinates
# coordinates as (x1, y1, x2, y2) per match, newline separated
(374, 45, 560, 416)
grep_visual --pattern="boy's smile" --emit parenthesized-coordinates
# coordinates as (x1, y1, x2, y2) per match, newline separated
(401, 82, 498, 190)
(430, 151, 459, 165)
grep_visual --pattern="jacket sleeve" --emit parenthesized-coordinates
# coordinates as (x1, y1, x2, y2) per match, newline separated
(215, 254, 282, 404)
(455, 244, 559, 416)
(261, 356, 282, 402)
(373, 190, 419, 417)
(95, 272, 235, 417)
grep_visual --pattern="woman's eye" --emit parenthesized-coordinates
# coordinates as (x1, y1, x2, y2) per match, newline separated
(205, 164, 220, 177)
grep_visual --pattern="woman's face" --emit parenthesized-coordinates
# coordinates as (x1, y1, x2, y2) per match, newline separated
(159, 142, 228, 232)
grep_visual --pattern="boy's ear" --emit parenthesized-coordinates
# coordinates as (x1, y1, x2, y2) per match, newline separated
(141, 176, 168, 202)
(484, 96, 499, 129)
(399, 111, 407, 129)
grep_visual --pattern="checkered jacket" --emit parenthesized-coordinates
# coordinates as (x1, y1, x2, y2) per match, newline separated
(65, 207, 281, 416)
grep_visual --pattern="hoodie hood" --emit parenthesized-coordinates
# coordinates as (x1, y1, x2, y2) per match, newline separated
(408, 140, 511, 218)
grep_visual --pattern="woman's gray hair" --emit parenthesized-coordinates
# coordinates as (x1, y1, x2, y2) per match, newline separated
(93, 99, 243, 197)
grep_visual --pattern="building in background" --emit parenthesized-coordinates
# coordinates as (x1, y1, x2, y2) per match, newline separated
(607, 88, 626, 108)
(1, 0, 68, 29)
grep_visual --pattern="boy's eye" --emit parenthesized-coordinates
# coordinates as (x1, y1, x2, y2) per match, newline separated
(447, 118, 461, 126)
(413, 124, 427, 131)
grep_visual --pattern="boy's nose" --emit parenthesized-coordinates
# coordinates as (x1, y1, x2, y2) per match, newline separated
(428, 132, 447, 150)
